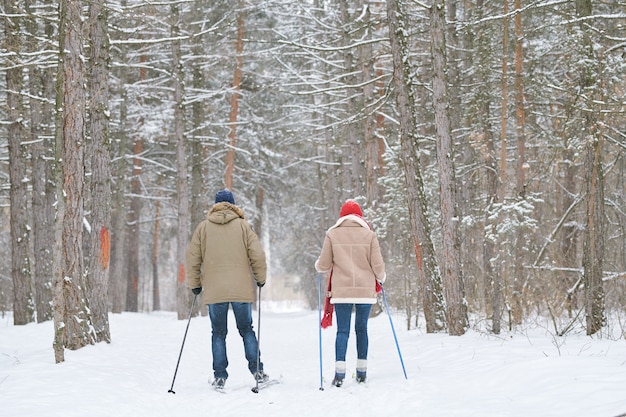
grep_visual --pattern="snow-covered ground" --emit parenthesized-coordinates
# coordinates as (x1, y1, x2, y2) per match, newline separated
(2, 305, 625, 417)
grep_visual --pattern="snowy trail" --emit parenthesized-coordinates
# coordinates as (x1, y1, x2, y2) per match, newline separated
(1, 309, 626, 417)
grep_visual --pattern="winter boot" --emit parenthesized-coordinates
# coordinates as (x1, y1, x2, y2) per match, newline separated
(356, 359, 367, 383)
(356, 371, 367, 383)
(211, 377, 226, 390)
(254, 371, 269, 383)
(333, 361, 346, 387)
(332, 373, 345, 387)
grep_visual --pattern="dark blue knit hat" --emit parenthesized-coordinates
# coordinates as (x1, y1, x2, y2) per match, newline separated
(215, 189, 236, 205)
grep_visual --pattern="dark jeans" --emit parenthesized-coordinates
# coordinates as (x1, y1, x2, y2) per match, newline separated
(334, 303, 372, 362)
(208, 302, 262, 379)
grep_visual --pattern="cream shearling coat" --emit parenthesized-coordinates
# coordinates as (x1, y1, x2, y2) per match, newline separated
(315, 215, 386, 304)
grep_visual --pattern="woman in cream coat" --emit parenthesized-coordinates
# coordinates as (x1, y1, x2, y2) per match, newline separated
(315, 199, 386, 387)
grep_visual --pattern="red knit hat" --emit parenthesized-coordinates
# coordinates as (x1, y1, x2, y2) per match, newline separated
(340, 199, 363, 217)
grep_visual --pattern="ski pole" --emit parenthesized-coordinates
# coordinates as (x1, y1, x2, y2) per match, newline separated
(252, 286, 263, 394)
(317, 273, 324, 391)
(381, 284, 408, 379)
(168, 293, 198, 394)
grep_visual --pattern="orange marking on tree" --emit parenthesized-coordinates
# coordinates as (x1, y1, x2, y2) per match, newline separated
(99, 226, 111, 269)
(414, 242, 423, 269)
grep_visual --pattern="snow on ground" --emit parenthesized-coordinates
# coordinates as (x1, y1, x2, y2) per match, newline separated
(2, 305, 626, 417)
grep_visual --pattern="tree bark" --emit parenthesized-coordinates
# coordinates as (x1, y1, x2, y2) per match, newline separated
(54, 0, 95, 359)
(26, 0, 54, 323)
(583, 134, 605, 335)
(125, 50, 147, 312)
(52, 0, 68, 363)
(499, 2, 511, 310)
(224, 0, 245, 190)
(109, 5, 129, 314)
(492, 0, 511, 334)
(577, 0, 605, 335)
(171, 2, 193, 320)
(86, 0, 111, 343)
(338, 0, 365, 198)
(152, 191, 161, 311)
(126, 138, 142, 312)
(475, 0, 503, 334)
(430, 0, 467, 336)
(5, 0, 34, 325)
(190, 0, 210, 232)
(362, 2, 382, 206)
(189, 1, 209, 318)
(511, 0, 527, 325)
(387, 0, 446, 333)
(559, 143, 579, 315)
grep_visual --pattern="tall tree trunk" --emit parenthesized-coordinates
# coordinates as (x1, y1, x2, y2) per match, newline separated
(362, 2, 382, 206)
(367, 62, 386, 206)
(254, 188, 265, 239)
(491, 0, 511, 334)
(577, 0, 605, 335)
(511, 0, 527, 325)
(152, 193, 161, 311)
(42, 45, 58, 321)
(582, 134, 605, 335)
(189, 1, 209, 318)
(559, 143, 579, 315)
(474, 0, 502, 334)
(109, 6, 129, 314)
(54, 0, 95, 360)
(52, 0, 67, 363)
(498, 1, 509, 205)
(338, 0, 365, 198)
(26, 0, 53, 323)
(109, 127, 127, 314)
(171, 2, 192, 320)
(224, 0, 245, 190)
(5, 0, 34, 325)
(125, 137, 142, 312)
(430, 0, 467, 336)
(86, 0, 111, 343)
(387, 0, 446, 333)
(445, 0, 460, 137)
(190, 0, 209, 232)
(125, 51, 148, 312)
(109, 133, 127, 313)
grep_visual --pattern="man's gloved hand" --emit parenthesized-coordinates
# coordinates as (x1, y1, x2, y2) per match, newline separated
(257, 281, 265, 288)
(191, 287, 202, 295)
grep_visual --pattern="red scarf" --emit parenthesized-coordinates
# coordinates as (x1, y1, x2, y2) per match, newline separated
(321, 269, 334, 329)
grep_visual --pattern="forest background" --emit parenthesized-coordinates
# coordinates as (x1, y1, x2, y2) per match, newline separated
(1, 0, 625, 361)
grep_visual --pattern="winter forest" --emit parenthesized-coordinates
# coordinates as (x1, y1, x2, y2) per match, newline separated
(1, 0, 625, 362)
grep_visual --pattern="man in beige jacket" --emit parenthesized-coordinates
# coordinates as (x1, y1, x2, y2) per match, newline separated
(186, 189, 268, 390)
(315, 199, 386, 387)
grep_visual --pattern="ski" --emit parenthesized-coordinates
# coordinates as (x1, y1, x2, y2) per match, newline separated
(210, 379, 279, 393)
(251, 379, 280, 393)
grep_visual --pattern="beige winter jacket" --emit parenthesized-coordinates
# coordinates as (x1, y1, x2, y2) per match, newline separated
(186, 202, 266, 304)
(315, 215, 386, 304)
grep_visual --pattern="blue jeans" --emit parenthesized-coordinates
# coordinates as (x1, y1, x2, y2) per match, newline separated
(334, 303, 372, 362)
(208, 302, 262, 379)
